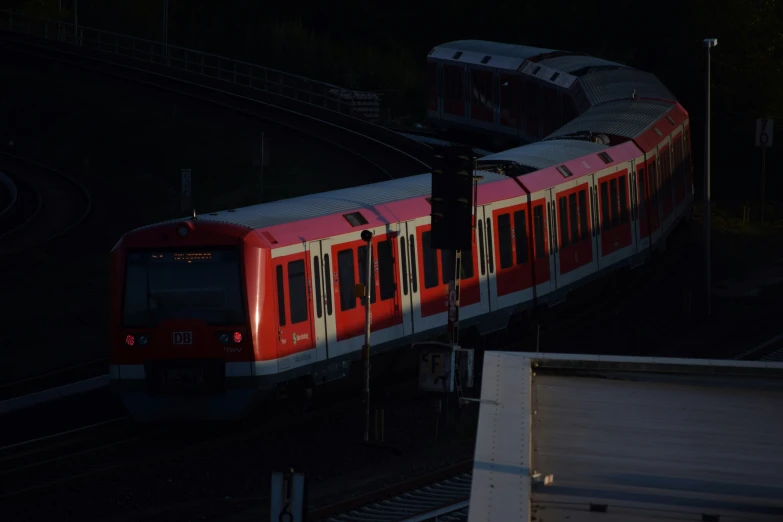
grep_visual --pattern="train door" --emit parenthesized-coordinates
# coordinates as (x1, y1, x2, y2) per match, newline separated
(645, 151, 662, 245)
(634, 156, 652, 252)
(595, 164, 635, 269)
(327, 226, 405, 358)
(657, 135, 675, 230)
(484, 193, 553, 311)
(410, 216, 483, 334)
(473, 206, 493, 315)
(552, 178, 597, 288)
(272, 249, 316, 371)
(307, 241, 336, 362)
(397, 221, 416, 337)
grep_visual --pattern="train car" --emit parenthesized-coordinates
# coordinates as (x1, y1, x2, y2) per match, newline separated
(426, 40, 678, 148)
(109, 41, 693, 422)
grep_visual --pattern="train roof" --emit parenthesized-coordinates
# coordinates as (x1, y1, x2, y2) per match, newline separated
(469, 352, 783, 521)
(545, 99, 676, 141)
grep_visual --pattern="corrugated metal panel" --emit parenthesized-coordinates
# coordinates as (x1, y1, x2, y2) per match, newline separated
(163, 172, 508, 231)
(579, 68, 677, 106)
(545, 99, 675, 140)
(478, 139, 608, 170)
(537, 54, 627, 74)
(438, 40, 557, 61)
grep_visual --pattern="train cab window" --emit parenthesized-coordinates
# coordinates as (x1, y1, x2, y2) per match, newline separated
(275, 265, 286, 326)
(377, 239, 395, 301)
(399, 237, 408, 296)
(288, 260, 308, 324)
(569, 194, 579, 245)
(421, 231, 440, 289)
(323, 254, 333, 315)
(337, 249, 356, 311)
(513, 210, 528, 264)
(357, 246, 377, 304)
(313, 256, 322, 319)
(619, 176, 629, 223)
(485, 217, 494, 272)
(558, 197, 569, 248)
(478, 220, 486, 275)
(497, 213, 513, 269)
(578, 190, 589, 240)
(408, 234, 418, 293)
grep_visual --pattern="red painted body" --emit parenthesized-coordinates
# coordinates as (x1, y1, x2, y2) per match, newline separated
(598, 169, 633, 255)
(555, 183, 593, 274)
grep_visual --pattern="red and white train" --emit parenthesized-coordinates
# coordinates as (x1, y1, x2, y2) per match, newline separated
(109, 40, 692, 421)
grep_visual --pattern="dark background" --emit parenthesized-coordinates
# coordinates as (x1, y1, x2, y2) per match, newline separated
(5, 0, 782, 205)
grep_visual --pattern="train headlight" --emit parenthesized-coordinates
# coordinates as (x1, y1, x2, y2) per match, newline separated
(138, 335, 149, 346)
(219, 333, 231, 344)
(177, 224, 189, 237)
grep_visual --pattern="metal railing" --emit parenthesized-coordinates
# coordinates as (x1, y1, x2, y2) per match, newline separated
(0, 10, 381, 120)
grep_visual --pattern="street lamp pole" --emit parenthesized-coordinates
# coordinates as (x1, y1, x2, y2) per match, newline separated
(703, 38, 717, 318)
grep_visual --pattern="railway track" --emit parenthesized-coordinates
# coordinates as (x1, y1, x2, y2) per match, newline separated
(309, 460, 473, 522)
(0, 152, 92, 259)
(0, 34, 433, 184)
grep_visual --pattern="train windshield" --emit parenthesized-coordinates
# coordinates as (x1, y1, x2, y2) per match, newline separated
(122, 248, 245, 327)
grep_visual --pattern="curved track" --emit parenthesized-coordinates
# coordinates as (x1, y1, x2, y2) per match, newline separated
(0, 35, 434, 184)
(0, 152, 92, 260)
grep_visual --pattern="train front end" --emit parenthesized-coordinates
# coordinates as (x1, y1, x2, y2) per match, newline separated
(109, 218, 274, 422)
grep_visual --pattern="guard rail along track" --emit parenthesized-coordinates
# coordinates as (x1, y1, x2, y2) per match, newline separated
(309, 460, 473, 522)
(0, 10, 433, 178)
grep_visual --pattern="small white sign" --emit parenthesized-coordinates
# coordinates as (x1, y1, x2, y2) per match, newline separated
(756, 119, 774, 147)
(417, 341, 454, 393)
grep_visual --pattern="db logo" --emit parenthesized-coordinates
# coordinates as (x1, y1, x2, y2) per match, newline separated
(172, 331, 193, 345)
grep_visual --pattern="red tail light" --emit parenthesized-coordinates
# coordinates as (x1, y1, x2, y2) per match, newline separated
(233, 332, 243, 344)
(125, 335, 135, 346)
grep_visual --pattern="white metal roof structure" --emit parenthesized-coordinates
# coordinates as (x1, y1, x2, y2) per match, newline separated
(468, 353, 783, 522)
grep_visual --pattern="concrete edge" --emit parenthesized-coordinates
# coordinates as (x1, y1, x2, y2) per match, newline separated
(0, 374, 109, 416)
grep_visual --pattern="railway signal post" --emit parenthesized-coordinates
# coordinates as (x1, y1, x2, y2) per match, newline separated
(756, 118, 774, 224)
(703, 38, 717, 317)
(360, 229, 373, 443)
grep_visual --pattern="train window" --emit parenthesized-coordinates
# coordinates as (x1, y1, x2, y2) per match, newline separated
(619, 176, 629, 224)
(497, 213, 513, 269)
(600, 182, 610, 232)
(610, 178, 619, 228)
(478, 220, 486, 275)
(275, 265, 286, 327)
(421, 231, 440, 289)
(513, 210, 528, 264)
(377, 240, 395, 301)
(481, 55, 491, 64)
(357, 246, 377, 304)
(343, 212, 368, 227)
(337, 249, 356, 311)
(578, 190, 589, 240)
(569, 193, 579, 245)
(472, 70, 493, 109)
(323, 254, 333, 315)
(288, 260, 308, 325)
(485, 217, 495, 272)
(533, 205, 546, 258)
(313, 256, 322, 319)
(558, 197, 569, 248)
(399, 237, 408, 296)
(556, 165, 573, 178)
(408, 235, 418, 293)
